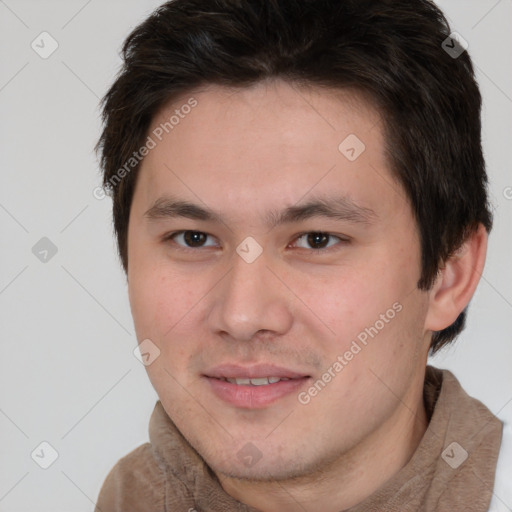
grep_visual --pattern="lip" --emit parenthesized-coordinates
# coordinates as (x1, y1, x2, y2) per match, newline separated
(203, 364, 311, 409)
(203, 363, 309, 380)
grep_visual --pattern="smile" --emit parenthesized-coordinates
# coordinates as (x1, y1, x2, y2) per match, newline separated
(218, 376, 292, 385)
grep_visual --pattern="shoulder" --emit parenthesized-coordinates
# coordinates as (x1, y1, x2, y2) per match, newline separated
(488, 408, 512, 512)
(94, 443, 166, 512)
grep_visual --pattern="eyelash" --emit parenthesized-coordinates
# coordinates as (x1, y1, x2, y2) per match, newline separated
(163, 230, 349, 253)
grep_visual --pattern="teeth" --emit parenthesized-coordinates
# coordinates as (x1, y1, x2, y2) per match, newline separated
(224, 377, 290, 385)
(250, 377, 272, 386)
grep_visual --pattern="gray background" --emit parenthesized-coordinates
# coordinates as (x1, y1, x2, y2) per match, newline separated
(0, 0, 511, 510)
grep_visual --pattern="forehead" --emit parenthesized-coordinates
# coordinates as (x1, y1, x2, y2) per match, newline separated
(152, 79, 382, 148)
(135, 79, 406, 224)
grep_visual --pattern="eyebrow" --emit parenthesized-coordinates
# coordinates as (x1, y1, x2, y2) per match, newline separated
(144, 194, 377, 228)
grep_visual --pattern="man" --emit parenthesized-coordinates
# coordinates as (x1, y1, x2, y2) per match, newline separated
(94, 0, 511, 510)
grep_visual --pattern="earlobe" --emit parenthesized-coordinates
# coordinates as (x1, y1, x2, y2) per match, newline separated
(424, 223, 488, 333)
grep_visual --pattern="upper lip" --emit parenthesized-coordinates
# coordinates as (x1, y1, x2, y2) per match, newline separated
(204, 364, 310, 380)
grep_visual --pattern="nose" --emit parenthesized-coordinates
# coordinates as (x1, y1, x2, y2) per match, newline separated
(207, 247, 294, 342)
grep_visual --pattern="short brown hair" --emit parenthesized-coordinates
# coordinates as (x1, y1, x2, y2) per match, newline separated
(97, 0, 492, 353)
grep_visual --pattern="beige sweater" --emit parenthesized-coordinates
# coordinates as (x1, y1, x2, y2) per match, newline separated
(95, 366, 503, 511)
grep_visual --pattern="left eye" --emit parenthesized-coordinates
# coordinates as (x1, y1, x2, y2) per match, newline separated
(292, 232, 344, 250)
(168, 231, 218, 248)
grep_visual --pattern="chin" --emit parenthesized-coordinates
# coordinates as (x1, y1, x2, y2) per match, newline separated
(212, 457, 307, 482)
(199, 440, 320, 483)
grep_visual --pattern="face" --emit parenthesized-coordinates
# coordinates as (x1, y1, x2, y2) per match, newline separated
(127, 79, 431, 482)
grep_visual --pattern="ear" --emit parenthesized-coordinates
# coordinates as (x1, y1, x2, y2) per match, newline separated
(424, 224, 488, 332)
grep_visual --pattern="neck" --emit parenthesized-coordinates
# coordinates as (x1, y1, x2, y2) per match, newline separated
(217, 374, 429, 512)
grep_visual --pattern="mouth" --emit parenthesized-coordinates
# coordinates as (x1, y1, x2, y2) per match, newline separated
(203, 364, 311, 408)
(215, 376, 296, 386)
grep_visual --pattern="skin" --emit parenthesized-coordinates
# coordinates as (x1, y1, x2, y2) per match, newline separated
(126, 79, 487, 511)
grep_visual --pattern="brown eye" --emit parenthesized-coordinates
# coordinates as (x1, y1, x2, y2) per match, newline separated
(306, 233, 330, 249)
(183, 231, 207, 247)
(169, 231, 217, 248)
(293, 232, 342, 250)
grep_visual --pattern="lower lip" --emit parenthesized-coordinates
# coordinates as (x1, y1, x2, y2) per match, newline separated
(204, 376, 310, 408)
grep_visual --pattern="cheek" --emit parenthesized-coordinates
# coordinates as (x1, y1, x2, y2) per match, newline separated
(300, 254, 425, 392)
(128, 267, 205, 400)
(129, 266, 199, 339)
(298, 261, 406, 344)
